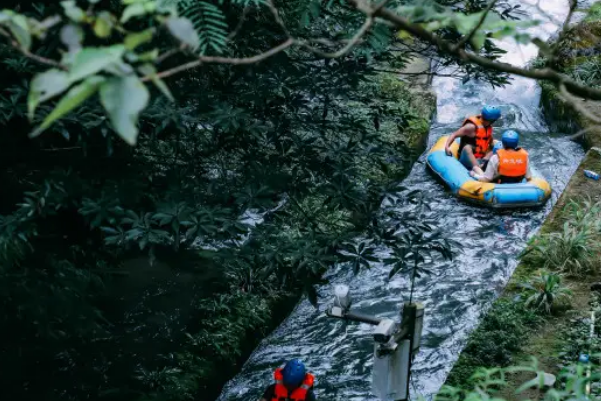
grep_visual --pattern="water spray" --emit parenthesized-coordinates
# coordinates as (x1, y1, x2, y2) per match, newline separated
(326, 284, 425, 401)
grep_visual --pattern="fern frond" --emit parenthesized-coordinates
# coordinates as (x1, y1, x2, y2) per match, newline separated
(178, 1, 229, 55)
(218, 0, 266, 6)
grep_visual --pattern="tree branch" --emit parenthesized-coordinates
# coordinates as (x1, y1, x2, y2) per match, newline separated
(347, 0, 601, 101)
(299, 16, 374, 58)
(452, 0, 498, 51)
(228, 6, 251, 40)
(0, 27, 65, 70)
(298, 0, 389, 59)
(143, 39, 295, 81)
(558, 83, 601, 124)
(566, 126, 599, 141)
(266, 0, 290, 37)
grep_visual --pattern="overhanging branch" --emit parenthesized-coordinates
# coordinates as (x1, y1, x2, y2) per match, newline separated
(348, 0, 601, 101)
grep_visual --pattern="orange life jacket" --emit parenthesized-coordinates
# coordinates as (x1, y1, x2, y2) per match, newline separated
(497, 148, 528, 182)
(272, 368, 315, 401)
(461, 116, 493, 158)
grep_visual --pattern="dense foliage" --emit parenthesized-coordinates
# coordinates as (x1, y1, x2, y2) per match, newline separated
(0, 0, 530, 400)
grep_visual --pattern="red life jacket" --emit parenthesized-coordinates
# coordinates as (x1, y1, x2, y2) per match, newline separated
(271, 368, 315, 401)
(461, 116, 493, 158)
(497, 148, 528, 183)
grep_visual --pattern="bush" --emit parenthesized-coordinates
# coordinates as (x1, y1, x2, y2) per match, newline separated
(520, 271, 572, 314)
(446, 299, 543, 387)
(521, 199, 601, 275)
(438, 358, 601, 401)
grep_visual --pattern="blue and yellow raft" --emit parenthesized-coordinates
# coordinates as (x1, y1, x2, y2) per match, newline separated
(426, 135, 552, 209)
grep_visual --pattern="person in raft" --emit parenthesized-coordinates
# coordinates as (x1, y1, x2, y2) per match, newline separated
(444, 105, 502, 175)
(470, 130, 532, 183)
(260, 359, 316, 401)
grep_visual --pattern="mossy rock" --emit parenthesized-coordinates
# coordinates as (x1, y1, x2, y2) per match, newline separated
(555, 21, 601, 69)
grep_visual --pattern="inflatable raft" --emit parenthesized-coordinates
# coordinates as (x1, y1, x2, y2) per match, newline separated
(426, 135, 552, 208)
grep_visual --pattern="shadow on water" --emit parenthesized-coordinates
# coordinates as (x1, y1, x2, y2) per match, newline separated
(217, 0, 585, 399)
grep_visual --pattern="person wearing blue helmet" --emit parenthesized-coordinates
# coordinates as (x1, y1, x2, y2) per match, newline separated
(470, 130, 532, 183)
(444, 105, 501, 175)
(261, 359, 316, 401)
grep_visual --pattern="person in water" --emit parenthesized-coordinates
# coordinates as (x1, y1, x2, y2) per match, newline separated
(444, 105, 502, 175)
(260, 359, 316, 401)
(470, 130, 532, 183)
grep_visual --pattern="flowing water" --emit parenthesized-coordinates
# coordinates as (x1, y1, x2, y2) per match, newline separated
(217, 1, 585, 400)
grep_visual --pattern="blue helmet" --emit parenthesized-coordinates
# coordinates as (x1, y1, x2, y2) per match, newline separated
(501, 130, 519, 149)
(492, 141, 503, 155)
(282, 359, 306, 388)
(481, 105, 501, 121)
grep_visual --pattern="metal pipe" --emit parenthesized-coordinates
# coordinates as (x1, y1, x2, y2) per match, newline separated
(343, 311, 383, 326)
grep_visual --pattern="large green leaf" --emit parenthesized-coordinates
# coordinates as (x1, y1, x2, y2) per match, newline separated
(124, 29, 154, 50)
(93, 11, 114, 38)
(138, 64, 174, 101)
(30, 76, 105, 138)
(165, 17, 200, 50)
(121, 1, 157, 24)
(28, 69, 71, 120)
(6, 14, 31, 50)
(60, 24, 84, 52)
(68, 45, 126, 83)
(99, 75, 150, 145)
(0, 10, 14, 23)
(61, 0, 86, 22)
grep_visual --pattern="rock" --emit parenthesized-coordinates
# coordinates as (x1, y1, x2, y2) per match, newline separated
(543, 372, 557, 388)
(591, 282, 601, 292)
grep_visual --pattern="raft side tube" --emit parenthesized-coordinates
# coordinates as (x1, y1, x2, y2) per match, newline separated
(425, 136, 552, 208)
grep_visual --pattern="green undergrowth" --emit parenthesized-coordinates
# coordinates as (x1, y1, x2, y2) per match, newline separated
(446, 196, 601, 389)
(147, 71, 437, 401)
(445, 299, 543, 388)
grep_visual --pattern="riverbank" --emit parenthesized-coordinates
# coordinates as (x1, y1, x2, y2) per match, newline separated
(444, 7, 601, 398)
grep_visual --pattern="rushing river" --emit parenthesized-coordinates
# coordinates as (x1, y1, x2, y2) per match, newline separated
(217, 1, 585, 400)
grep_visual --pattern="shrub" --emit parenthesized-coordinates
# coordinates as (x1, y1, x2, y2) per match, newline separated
(446, 299, 543, 387)
(521, 199, 601, 275)
(520, 271, 572, 314)
(438, 358, 601, 401)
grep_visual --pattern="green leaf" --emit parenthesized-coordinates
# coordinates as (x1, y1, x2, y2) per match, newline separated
(121, 1, 157, 24)
(397, 30, 414, 42)
(124, 29, 154, 50)
(182, 1, 228, 54)
(165, 17, 200, 50)
(60, 24, 84, 52)
(30, 76, 105, 138)
(453, 13, 482, 35)
(514, 33, 531, 44)
(470, 32, 486, 50)
(156, 0, 178, 15)
(138, 64, 174, 101)
(0, 10, 14, 24)
(69, 45, 126, 83)
(28, 69, 71, 120)
(6, 14, 31, 50)
(93, 11, 114, 38)
(99, 75, 150, 145)
(61, 0, 86, 22)
(104, 60, 135, 76)
(137, 49, 159, 62)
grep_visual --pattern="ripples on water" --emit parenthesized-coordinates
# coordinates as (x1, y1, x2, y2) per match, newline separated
(217, 0, 584, 399)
